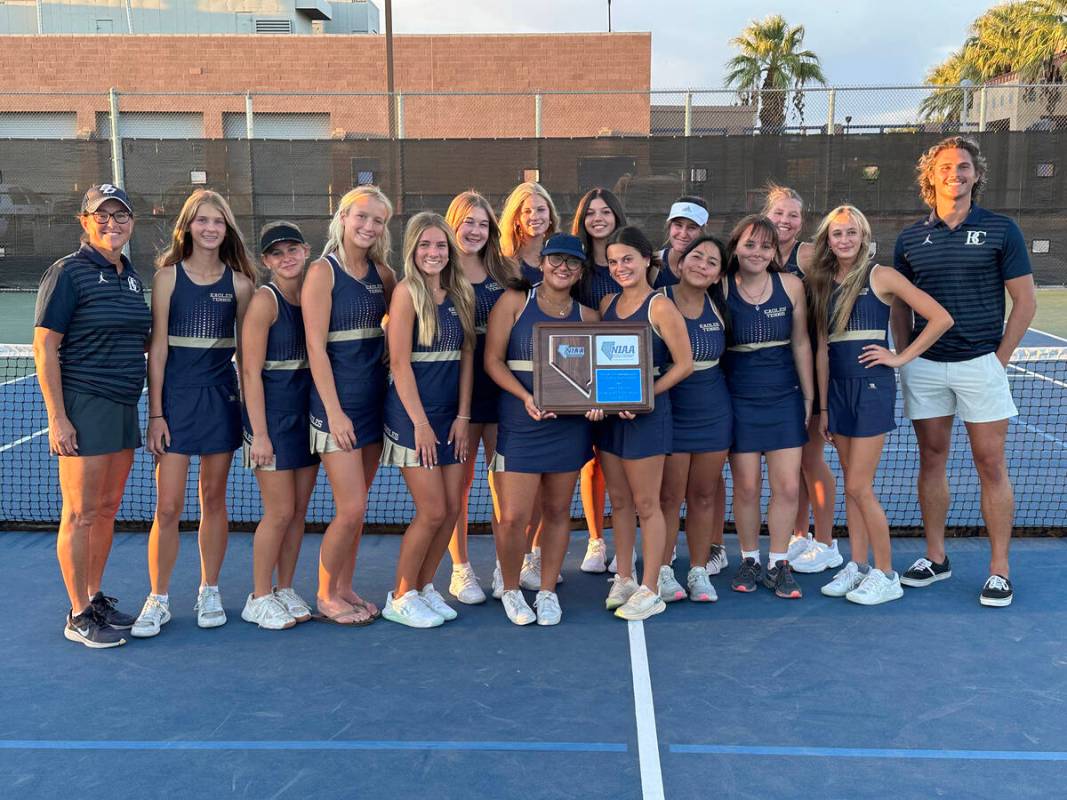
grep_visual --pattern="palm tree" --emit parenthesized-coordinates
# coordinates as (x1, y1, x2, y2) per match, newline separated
(918, 49, 979, 123)
(724, 14, 827, 134)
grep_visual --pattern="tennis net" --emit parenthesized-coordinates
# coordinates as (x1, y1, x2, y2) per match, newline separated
(1, 343, 1065, 533)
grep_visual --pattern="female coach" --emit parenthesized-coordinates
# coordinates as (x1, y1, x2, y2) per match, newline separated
(600, 226, 693, 621)
(136, 189, 255, 636)
(657, 235, 732, 605)
(239, 222, 320, 630)
(34, 184, 152, 648)
(303, 186, 396, 625)
(722, 215, 813, 600)
(381, 212, 476, 629)
(485, 234, 603, 626)
(807, 206, 951, 604)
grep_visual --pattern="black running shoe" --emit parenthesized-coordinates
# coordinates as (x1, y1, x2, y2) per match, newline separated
(731, 557, 763, 593)
(900, 556, 952, 587)
(979, 575, 1013, 607)
(64, 608, 127, 649)
(90, 591, 136, 629)
(763, 560, 802, 599)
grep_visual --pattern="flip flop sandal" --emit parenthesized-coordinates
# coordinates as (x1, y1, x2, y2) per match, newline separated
(312, 606, 375, 626)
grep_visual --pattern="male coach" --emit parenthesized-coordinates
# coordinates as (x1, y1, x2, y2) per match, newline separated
(891, 135, 1036, 608)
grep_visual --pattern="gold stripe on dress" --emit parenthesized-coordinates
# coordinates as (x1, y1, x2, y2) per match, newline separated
(410, 350, 462, 363)
(168, 335, 236, 349)
(507, 359, 533, 372)
(263, 359, 308, 371)
(692, 359, 720, 371)
(327, 328, 384, 342)
(728, 340, 790, 353)
(828, 329, 887, 344)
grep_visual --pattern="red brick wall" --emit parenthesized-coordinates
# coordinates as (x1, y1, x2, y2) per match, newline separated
(2, 33, 652, 137)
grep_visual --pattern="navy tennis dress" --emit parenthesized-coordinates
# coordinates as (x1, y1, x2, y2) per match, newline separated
(652, 246, 680, 289)
(382, 295, 466, 468)
(520, 260, 543, 286)
(597, 291, 673, 459)
(723, 272, 807, 453)
(781, 241, 821, 416)
(493, 289, 593, 474)
(308, 255, 387, 450)
(783, 241, 803, 276)
(664, 286, 732, 453)
(242, 284, 318, 471)
(580, 263, 622, 309)
(163, 263, 241, 455)
(470, 276, 506, 424)
(826, 266, 896, 437)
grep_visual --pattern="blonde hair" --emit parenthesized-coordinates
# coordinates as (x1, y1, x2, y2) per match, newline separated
(807, 205, 874, 340)
(321, 186, 393, 269)
(402, 212, 475, 349)
(156, 189, 256, 280)
(499, 182, 559, 258)
(445, 191, 517, 287)
(916, 135, 987, 209)
(760, 182, 804, 216)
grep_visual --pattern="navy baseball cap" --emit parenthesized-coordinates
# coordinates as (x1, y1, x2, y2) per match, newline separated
(541, 233, 586, 261)
(81, 184, 133, 214)
(260, 223, 307, 253)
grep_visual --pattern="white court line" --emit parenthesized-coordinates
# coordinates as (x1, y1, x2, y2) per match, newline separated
(1029, 326, 1067, 345)
(628, 620, 665, 800)
(0, 427, 47, 453)
(1007, 362, 1067, 390)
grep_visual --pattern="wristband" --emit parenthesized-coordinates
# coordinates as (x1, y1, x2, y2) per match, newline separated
(149, 415, 164, 419)
(456, 415, 470, 420)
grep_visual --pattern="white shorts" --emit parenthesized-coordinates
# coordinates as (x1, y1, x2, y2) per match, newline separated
(900, 352, 1017, 423)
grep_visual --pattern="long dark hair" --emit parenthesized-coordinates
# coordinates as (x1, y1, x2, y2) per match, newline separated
(607, 225, 659, 287)
(573, 187, 627, 302)
(725, 214, 782, 275)
(679, 233, 731, 339)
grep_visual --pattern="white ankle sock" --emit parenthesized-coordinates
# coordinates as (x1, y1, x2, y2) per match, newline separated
(769, 551, 787, 566)
(741, 549, 760, 564)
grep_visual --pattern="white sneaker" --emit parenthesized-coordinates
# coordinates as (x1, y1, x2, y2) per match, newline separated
(501, 589, 536, 625)
(492, 562, 505, 600)
(821, 562, 865, 597)
(534, 590, 562, 626)
(131, 595, 171, 638)
(686, 566, 718, 602)
(786, 532, 814, 562)
(657, 565, 686, 602)
(419, 583, 458, 621)
(615, 586, 667, 621)
(383, 590, 444, 628)
(608, 548, 637, 575)
(195, 586, 226, 629)
(706, 544, 728, 576)
(791, 540, 844, 574)
(520, 550, 542, 590)
(273, 586, 312, 622)
(449, 563, 486, 605)
(581, 538, 608, 573)
(605, 574, 639, 610)
(846, 569, 904, 606)
(241, 593, 296, 630)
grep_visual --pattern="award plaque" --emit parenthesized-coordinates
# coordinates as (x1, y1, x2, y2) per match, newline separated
(532, 322, 655, 413)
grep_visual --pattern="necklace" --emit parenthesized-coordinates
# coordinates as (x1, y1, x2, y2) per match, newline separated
(538, 292, 572, 318)
(738, 273, 771, 310)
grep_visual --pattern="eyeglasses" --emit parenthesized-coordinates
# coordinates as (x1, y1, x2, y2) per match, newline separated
(86, 210, 132, 224)
(545, 255, 583, 271)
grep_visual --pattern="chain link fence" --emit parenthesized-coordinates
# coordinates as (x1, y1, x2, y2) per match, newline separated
(1, 86, 1064, 289)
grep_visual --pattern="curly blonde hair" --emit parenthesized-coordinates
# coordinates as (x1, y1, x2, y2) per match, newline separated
(917, 136, 987, 209)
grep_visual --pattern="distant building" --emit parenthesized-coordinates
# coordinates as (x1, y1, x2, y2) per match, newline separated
(970, 52, 1067, 131)
(0, 0, 379, 35)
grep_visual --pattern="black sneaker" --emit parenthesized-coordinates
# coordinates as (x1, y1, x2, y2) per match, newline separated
(980, 575, 1013, 607)
(64, 608, 127, 649)
(89, 592, 136, 630)
(762, 560, 803, 599)
(731, 557, 763, 593)
(900, 556, 952, 587)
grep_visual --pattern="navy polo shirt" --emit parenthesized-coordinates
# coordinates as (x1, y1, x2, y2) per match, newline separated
(35, 244, 152, 405)
(893, 205, 1031, 363)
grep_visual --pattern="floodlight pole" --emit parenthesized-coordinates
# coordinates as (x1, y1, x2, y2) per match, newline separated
(607, 0, 612, 32)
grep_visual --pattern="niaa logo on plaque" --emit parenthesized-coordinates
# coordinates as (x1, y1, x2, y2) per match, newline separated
(596, 335, 640, 366)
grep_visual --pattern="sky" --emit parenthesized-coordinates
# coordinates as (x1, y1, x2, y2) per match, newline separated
(391, 0, 1002, 87)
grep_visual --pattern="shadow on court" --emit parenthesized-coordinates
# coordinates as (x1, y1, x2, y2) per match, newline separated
(0, 531, 1064, 799)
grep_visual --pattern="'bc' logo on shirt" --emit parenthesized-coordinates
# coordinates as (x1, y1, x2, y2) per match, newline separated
(964, 231, 987, 246)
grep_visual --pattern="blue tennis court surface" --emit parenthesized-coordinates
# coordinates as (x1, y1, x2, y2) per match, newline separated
(1, 532, 1065, 799)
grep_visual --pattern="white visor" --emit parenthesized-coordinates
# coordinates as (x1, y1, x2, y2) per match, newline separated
(668, 202, 709, 227)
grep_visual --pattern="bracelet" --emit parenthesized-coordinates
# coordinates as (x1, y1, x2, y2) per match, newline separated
(149, 415, 164, 419)
(456, 415, 470, 420)
(819, 410, 828, 414)
(414, 421, 431, 428)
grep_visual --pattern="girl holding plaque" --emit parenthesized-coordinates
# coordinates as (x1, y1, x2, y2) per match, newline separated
(722, 215, 813, 600)
(484, 234, 603, 626)
(599, 226, 693, 621)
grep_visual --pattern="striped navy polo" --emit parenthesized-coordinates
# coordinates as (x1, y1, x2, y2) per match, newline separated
(35, 244, 152, 405)
(893, 205, 1031, 363)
